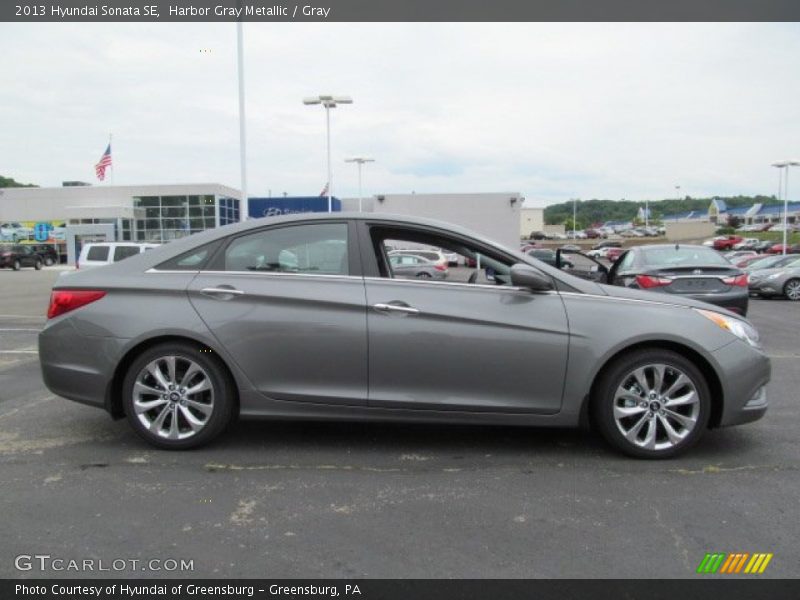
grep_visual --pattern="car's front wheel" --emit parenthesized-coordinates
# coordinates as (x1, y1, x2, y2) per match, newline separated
(784, 278, 800, 301)
(34, 259, 42, 270)
(592, 349, 711, 458)
(12, 259, 20, 271)
(122, 342, 237, 449)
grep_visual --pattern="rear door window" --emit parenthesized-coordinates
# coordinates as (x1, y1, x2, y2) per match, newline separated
(113, 246, 141, 262)
(224, 223, 349, 275)
(86, 246, 110, 261)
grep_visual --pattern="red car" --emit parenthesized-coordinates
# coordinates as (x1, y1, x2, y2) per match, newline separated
(712, 235, 743, 251)
(766, 243, 800, 255)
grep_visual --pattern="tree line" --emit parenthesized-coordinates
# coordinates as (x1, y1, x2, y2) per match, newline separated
(544, 196, 779, 228)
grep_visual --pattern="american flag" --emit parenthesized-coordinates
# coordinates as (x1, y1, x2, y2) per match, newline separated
(319, 182, 329, 197)
(95, 144, 112, 181)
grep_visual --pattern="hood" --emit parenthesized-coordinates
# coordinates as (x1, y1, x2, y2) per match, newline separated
(596, 283, 744, 319)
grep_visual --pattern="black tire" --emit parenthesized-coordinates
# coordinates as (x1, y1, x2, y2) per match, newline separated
(416, 272, 432, 279)
(34, 260, 42, 270)
(44, 257, 54, 267)
(122, 342, 237, 450)
(592, 349, 711, 459)
(783, 278, 800, 301)
(12, 260, 21, 271)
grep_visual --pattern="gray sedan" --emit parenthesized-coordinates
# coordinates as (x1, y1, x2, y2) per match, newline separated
(748, 257, 800, 300)
(388, 253, 448, 280)
(39, 213, 770, 458)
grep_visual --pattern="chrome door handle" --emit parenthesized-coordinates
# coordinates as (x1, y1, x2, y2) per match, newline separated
(200, 287, 245, 297)
(372, 303, 420, 315)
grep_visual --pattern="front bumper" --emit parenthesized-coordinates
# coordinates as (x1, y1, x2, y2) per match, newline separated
(711, 340, 771, 427)
(749, 280, 783, 297)
(661, 289, 749, 316)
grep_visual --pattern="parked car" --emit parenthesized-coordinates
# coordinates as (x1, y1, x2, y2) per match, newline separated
(593, 240, 622, 250)
(753, 240, 776, 254)
(608, 244, 749, 315)
(387, 248, 448, 269)
(388, 253, 448, 280)
(39, 213, 770, 459)
(605, 247, 624, 262)
(519, 243, 543, 254)
(529, 231, 547, 240)
(722, 250, 758, 263)
(733, 238, 760, 251)
(584, 229, 606, 239)
(712, 236, 743, 251)
(527, 248, 573, 269)
(0, 244, 43, 270)
(766, 243, 800, 255)
(560, 244, 581, 252)
(0, 222, 34, 242)
(30, 244, 59, 266)
(586, 247, 610, 259)
(748, 257, 800, 300)
(77, 243, 160, 269)
(743, 254, 800, 273)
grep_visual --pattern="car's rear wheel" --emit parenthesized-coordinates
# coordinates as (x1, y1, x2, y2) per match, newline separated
(12, 259, 20, 271)
(44, 257, 54, 266)
(122, 342, 236, 449)
(592, 349, 711, 459)
(34, 259, 42, 270)
(416, 272, 432, 279)
(784, 278, 800, 301)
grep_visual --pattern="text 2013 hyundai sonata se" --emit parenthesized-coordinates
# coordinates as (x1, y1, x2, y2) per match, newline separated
(39, 213, 770, 458)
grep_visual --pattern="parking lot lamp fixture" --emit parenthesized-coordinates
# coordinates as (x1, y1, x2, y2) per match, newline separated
(345, 157, 375, 212)
(303, 95, 353, 212)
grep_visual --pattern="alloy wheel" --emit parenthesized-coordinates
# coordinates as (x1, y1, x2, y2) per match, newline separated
(785, 279, 800, 301)
(132, 355, 214, 440)
(612, 363, 700, 451)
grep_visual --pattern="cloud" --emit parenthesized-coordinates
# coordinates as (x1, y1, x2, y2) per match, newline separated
(0, 22, 798, 205)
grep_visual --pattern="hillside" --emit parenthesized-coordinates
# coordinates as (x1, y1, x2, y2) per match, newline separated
(0, 175, 38, 188)
(544, 195, 779, 227)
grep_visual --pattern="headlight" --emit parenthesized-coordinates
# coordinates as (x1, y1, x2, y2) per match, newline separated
(696, 309, 761, 349)
(767, 272, 783, 280)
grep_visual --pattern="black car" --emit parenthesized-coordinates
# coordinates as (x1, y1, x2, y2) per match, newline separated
(31, 244, 59, 266)
(593, 240, 622, 250)
(608, 244, 749, 316)
(0, 244, 44, 270)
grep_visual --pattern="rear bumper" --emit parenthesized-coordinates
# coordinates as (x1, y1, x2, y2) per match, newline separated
(711, 340, 771, 427)
(38, 318, 125, 412)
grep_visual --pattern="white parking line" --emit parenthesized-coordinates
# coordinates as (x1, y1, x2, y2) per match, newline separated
(0, 328, 41, 332)
(0, 350, 38, 354)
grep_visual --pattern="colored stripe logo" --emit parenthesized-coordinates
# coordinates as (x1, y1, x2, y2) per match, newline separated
(696, 553, 773, 574)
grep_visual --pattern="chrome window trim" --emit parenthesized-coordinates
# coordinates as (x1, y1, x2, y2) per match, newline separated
(557, 291, 690, 309)
(363, 276, 533, 293)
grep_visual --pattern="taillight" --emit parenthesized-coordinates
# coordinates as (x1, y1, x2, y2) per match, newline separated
(435, 263, 447, 271)
(636, 275, 672, 289)
(722, 274, 748, 287)
(47, 290, 106, 319)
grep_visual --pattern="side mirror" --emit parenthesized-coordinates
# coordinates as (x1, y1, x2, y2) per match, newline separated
(510, 264, 553, 291)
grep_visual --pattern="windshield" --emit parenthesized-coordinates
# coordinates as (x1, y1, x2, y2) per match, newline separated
(640, 246, 730, 267)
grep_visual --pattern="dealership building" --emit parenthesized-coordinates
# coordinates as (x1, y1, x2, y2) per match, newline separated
(0, 183, 241, 264)
(1, 183, 524, 263)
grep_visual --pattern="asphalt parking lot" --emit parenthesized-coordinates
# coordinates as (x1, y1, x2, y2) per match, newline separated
(1, 268, 798, 579)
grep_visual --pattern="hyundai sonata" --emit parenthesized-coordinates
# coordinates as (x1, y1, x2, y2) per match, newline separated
(39, 214, 770, 458)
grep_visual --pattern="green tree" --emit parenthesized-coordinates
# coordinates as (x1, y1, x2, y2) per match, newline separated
(0, 175, 37, 188)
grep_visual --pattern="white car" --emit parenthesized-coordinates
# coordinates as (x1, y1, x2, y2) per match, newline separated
(387, 248, 448, 268)
(77, 243, 160, 270)
(733, 238, 759, 250)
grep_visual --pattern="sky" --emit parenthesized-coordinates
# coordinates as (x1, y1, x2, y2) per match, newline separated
(1, 22, 799, 207)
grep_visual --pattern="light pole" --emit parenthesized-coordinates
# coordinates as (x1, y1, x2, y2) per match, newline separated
(644, 198, 649, 230)
(345, 157, 375, 212)
(236, 20, 247, 222)
(772, 160, 800, 255)
(303, 95, 353, 212)
(572, 198, 577, 239)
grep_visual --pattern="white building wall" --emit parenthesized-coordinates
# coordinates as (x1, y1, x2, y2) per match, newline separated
(370, 192, 522, 248)
(0, 183, 240, 221)
(519, 207, 544, 238)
